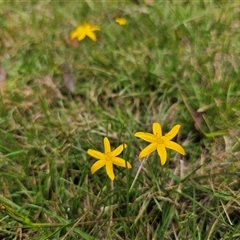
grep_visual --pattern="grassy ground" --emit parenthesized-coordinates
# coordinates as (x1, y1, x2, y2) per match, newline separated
(0, 1, 240, 239)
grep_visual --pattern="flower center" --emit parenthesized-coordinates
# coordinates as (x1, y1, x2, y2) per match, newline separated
(105, 152, 112, 162)
(155, 134, 164, 144)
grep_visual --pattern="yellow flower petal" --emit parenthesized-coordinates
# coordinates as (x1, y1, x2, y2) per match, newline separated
(103, 137, 111, 153)
(115, 17, 127, 25)
(134, 132, 155, 142)
(164, 125, 181, 141)
(165, 141, 186, 155)
(157, 144, 167, 165)
(86, 31, 97, 41)
(153, 122, 162, 137)
(90, 25, 100, 31)
(106, 161, 114, 180)
(77, 33, 86, 41)
(139, 142, 157, 158)
(111, 144, 127, 157)
(91, 159, 106, 174)
(112, 157, 132, 168)
(70, 30, 80, 40)
(87, 149, 104, 159)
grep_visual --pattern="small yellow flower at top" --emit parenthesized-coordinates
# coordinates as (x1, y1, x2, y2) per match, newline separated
(115, 17, 127, 26)
(70, 22, 100, 42)
(87, 137, 132, 181)
(134, 122, 186, 166)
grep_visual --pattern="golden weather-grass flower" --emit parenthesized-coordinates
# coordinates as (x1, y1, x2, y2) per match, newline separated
(115, 17, 127, 26)
(70, 22, 100, 42)
(87, 137, 132, 181)
(134, 122, 186, 165)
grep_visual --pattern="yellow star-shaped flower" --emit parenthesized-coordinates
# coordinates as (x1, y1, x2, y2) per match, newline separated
(70, 22, 100, 42)
(87, 137, 132, 181)
(134, 122, 186, 165)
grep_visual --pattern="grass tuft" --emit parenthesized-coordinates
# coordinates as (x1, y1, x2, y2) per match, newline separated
(0, 1, 240, 239)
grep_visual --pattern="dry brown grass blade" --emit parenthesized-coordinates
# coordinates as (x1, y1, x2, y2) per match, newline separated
(0, 63, 7, 91)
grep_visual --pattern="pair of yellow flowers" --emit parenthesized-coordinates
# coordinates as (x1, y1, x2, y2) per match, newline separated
(87, 122, 186, 180)
(70, 18, 127, 42)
